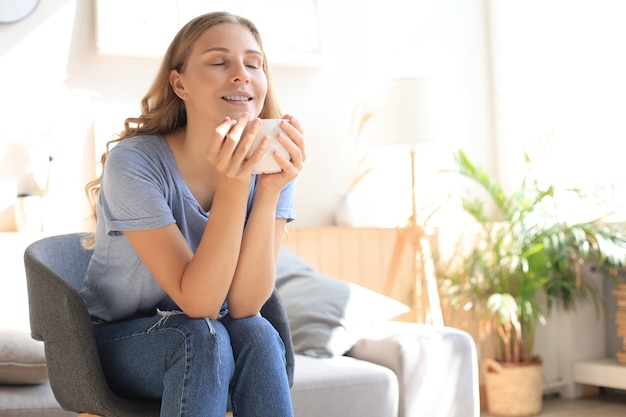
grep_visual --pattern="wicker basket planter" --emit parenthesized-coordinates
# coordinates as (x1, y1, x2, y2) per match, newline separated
(483, 356, 543, 416)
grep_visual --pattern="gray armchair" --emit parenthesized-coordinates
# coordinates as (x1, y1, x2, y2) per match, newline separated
(24, 233, 294, 417)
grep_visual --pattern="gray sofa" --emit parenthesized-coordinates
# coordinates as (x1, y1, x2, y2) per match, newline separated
(0, 240, 479, 417)
(291, 323, 479, 417)
(277, 246, 480, 417)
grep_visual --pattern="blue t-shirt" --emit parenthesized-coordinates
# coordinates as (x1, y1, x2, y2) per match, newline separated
(79, 135, 296, 322)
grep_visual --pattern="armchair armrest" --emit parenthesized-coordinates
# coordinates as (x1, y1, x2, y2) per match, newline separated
(347, 322, 479, 417)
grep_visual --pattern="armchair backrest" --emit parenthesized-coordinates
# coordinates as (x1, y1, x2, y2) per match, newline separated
(24, 233, 294, 417)
(24, 233, 160, 416)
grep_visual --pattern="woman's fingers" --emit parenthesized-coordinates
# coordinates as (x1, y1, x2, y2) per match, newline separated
(278, 117, 305, 167)
(206, 118, 237, 166)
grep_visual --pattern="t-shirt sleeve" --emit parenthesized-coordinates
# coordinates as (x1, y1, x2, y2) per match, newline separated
(276, 179, 297, 222)
(99, 144, 176, 235)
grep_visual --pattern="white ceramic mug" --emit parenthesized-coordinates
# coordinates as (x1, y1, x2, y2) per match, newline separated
(244, 119, 290, 174)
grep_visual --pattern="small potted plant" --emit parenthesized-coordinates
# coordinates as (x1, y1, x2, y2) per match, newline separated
(437, 148, 626, 416)
(335, 102, 373, 226)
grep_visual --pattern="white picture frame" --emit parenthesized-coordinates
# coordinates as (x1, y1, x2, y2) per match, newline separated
(95, 0, 324, 67)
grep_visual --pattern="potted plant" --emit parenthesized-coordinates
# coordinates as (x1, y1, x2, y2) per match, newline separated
(437, 148, 626, 416)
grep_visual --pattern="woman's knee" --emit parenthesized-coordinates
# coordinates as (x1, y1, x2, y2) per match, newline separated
(222, 314, 276, 337)
(221, 314, 285, 357)
(152, 313, 234, 367)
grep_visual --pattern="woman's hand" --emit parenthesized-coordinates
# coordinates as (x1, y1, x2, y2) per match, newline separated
(206, 113, 305, 189)
(206, 113, 266, 180)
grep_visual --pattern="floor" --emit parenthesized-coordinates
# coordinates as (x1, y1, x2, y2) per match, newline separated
(481, 391, 626, 417)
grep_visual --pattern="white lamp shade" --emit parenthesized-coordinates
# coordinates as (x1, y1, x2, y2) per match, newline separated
(365, 77, 434, 147)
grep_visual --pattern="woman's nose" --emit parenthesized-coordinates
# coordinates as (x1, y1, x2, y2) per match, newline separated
(231, 63, 250, 84)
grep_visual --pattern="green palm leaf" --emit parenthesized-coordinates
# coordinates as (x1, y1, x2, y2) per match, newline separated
(437, 147, 626, 363)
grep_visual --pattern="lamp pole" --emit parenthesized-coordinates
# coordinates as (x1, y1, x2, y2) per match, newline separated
(367, 76, 443, 325)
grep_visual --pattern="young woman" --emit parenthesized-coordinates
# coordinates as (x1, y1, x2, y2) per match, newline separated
(79, 11, 305, 417)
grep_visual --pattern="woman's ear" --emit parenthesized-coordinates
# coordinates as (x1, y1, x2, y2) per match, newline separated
(169, 69, 187, 100)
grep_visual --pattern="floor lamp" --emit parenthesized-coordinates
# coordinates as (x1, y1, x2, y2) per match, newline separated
(365, 77, 444, 325)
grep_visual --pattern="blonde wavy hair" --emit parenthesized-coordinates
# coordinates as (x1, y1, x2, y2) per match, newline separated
(84, 12, 282, 248)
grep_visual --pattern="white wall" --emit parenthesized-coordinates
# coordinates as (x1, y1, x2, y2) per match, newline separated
(0, 0, 491, 231)
(488, 0, 626, 220)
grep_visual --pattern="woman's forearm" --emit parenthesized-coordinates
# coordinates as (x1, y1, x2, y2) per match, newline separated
(226, 188, 281, 318)
(178, 179, 251, 317)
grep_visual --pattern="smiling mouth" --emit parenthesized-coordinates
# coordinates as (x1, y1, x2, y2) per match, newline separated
(222, 95, 252, 102)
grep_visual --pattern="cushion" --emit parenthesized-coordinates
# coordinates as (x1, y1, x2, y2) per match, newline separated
(276, 247, 409, 358)
(0, 329, 48, 385)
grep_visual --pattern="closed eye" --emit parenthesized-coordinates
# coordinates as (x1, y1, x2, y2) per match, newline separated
(245, 57, 263, 69)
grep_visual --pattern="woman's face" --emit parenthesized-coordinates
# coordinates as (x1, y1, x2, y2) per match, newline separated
(178, 23, 268, 125)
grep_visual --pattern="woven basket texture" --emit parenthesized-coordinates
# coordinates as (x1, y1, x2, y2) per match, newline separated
(484, 358, 543, 416)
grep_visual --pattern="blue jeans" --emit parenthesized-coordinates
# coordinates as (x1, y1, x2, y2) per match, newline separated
(93, 311, 294, 417)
